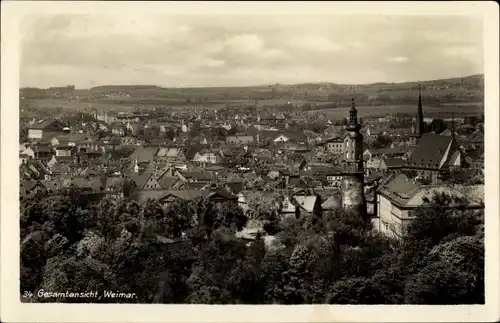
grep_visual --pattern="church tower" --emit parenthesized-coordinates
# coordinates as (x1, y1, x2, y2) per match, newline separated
(410, 84, 425, 146)
(341, 99, 366, 216)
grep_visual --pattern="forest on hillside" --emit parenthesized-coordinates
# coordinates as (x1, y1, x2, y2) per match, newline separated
(20, 192, 484, 304)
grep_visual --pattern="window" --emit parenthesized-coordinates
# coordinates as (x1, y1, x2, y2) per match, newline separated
(346, 141, 349, 147)
(346, 152, 349, 159)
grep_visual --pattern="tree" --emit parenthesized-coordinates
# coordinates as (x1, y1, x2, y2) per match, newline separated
(41, 196, 82, 243)
(21, 231, 48, 293)
(225, 238, 266, 304)
(164, 199, 192, 238)
(186, 286, 231, 304)
(326, 276, 379, 304)
(404, 259, 479, 304)
(217, 202, 247, 232)
(371, 134, 392, 149)
(189, 197, 217, 233)
(122, 178, 138, 199)
(189, 121, 202, 137)
(275, 245, 322, 304)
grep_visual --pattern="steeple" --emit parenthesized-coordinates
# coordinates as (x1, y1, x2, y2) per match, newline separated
(341, 99, 366, 216)
(415, 84, 424, 137)
(451, 113, 457, 140)
(346, 98, 361, 133)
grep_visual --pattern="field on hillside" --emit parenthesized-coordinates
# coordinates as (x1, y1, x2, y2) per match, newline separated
(21, 98, 484, 119)
(21, 98, 137, 112)
(310, 104, 484, 119)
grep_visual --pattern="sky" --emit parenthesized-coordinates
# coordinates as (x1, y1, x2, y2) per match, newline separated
(20, 14, 484, 88)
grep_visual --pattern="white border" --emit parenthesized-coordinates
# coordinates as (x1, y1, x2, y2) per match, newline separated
(1, 1, 499, 322)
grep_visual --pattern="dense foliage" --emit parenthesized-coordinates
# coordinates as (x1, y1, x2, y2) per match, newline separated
(20, 192, 484, 304)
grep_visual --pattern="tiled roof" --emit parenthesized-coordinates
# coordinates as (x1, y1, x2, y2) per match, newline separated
(187, 182, 208, 190)
(131, 173, 152, 189)
(206, 188, 238, 200)
(138, 190, 172, 202)
(20, 180, 39, 191)
(406, 134, 453, 169)
(157, 176, 179, 190)
(160, 190, 208, 201)
(129, 146, 159, 162)
(293, 195, 318, 213)
(406, 184, 484, 208)
(383, 158, 404, 168)
(281, 197, 297, 213)
(321, 195, 341, 210)
(30, 119, 66, 130)
(370, 146, 407, 156)
(378, 173, 421, 207)
(225, 181, 245, 194)
(182, 169, 214, 181)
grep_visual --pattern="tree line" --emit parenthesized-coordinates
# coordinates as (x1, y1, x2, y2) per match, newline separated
(20, 191, 484, 304)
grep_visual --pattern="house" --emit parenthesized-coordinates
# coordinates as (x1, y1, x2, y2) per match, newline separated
(192, 150, 224, 165)
(181, 169, 215, 183)
(376, 173, 484, 239)
(404, 134, 462, 184)
(28, 119, 67, 139)
(321, 194, 342, 213)
(280, 194, 322, 218)
(281, 196, 299, 218)
(156, 147, 187, 163)
(129, 146, 159, 163)
(20, 146, 36, 163)
(379, 158, 404, 172)
(323, 136, 344, 154)
(110, 123, 126, 136)
(226, 135, 255, 145)
(34, 143, 53, 160)
(20, 180, 49, 198)
(273, 134, 290, 143)
(131, 173, 162, 191)
(154, 186, 238, 206)
(143, 123, 161, 137)
(55, 145, 73, 157)
(156, 190, 207, 204)
(156, 174, 186, 190)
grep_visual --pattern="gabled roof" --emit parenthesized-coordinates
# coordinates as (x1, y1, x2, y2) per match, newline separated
(321, 195, 341, 210)
(20, 180, 40, 192)
(129, 146, 159, 162)
(131, 173, 154, 189)
(378, 173, 421, 208)
(182, 169, 214, 181)
(30, 119, 66, 130)
(406, 184, 484, 208)
(281, 197, 298, 213)
(383, 158, 404, 168)
(225, 181, 245, 194)
(293, 195, 318, 213)
(406, 134, 454, 169)
(159, 190, 208, 202)
(206, 188, 238, 200)
(157, 175, 179, 190)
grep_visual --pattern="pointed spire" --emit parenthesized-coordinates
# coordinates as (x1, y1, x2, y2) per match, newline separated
(415, 84, 424, 137)
(451, 113, 456, 139)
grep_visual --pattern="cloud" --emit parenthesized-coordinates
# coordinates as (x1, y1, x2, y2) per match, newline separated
(20, 15, 484, 88)
(225, 34, 264, 53)
(203, 59, 226, 67)
(288, 35, 344, 52)
(386, 56, 410, 63)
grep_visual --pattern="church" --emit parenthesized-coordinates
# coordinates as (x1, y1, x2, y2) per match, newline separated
(403, 86, 463, 184)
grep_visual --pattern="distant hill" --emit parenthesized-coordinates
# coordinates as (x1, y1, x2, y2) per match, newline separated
(20, 74, 484, 107)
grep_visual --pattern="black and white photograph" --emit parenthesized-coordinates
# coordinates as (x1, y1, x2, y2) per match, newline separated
(1, 1, 499, 322)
